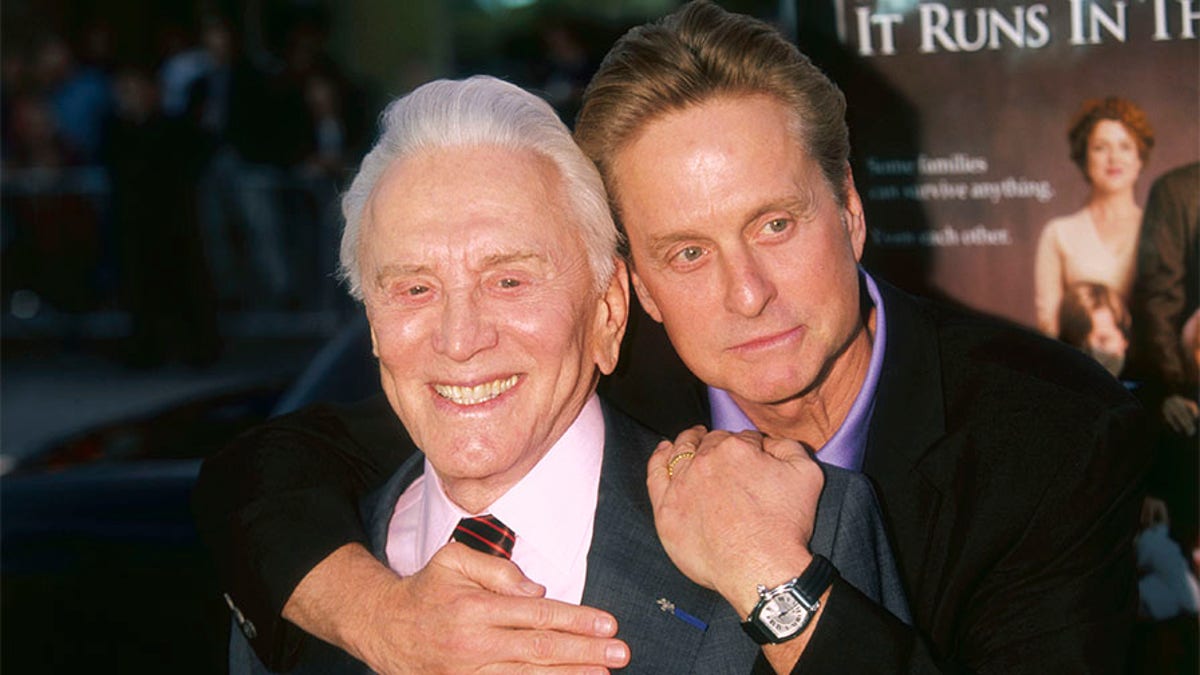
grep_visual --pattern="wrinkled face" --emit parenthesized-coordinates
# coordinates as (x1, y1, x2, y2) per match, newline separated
(358, 145, 627, 505)
(612, 94, 867, 409)
(1086, 119, 1142, 193)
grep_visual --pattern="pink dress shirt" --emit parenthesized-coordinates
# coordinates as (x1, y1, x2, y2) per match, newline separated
(385, 394, 605, 604)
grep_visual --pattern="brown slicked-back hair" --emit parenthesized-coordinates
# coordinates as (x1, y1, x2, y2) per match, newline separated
(574, 0, 849, 234)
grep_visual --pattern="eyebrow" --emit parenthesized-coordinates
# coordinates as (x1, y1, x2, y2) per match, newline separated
(373, 263, 430, 288)
(372, 251, 550, 286)
(479, 251, 547, 268)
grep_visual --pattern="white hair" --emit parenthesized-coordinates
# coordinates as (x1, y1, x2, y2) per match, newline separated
(339, 75, 621, 301)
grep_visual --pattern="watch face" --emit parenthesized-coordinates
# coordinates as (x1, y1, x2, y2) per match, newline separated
(761, 591, 810, 639)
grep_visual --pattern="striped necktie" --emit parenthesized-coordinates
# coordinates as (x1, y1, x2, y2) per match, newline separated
(453, 514, 516, 559)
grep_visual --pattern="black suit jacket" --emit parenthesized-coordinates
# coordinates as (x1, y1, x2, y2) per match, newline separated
(226, 403, 909, 673)
(1129, 161, 1199, 395)
(198, 279, 1146, 673)
(602, 278, 1149, 674)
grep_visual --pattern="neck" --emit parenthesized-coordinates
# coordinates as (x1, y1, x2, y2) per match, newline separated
(440, 478, 511, 516)
(735, 306, 876, 449)
(436, 447, 553, 516)
(1088, 189, 1138, 219)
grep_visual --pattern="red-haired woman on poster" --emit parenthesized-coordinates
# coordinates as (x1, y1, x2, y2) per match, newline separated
(1035, 96, 1155, 338)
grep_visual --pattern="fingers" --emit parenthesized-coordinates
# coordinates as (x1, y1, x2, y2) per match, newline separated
(463, 599, 627, 672)
(646, 440, 671, 506)
(449, 588, 619, 640)
(647, 425, 708, 499)
(478, 662, 615, 675)
(474, 629, 630, 673)
(439, 542, 546, 597)
(759, 435, 807, 460)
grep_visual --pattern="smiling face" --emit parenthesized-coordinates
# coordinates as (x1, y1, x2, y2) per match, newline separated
(1085, 119, 1143, 194)
(358, 144, 627, 511)
(612, 94, 869, 429)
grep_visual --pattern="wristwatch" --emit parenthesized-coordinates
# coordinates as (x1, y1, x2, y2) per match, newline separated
(740, 555, 836, 645)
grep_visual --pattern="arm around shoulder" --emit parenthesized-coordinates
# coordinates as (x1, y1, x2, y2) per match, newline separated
(192, 396, 412, 669)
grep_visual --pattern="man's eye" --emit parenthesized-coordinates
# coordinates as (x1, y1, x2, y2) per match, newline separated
(406, 285, 430, 296)
(498, 278, 521, 289)
(676, 246, 704, 262)
(763, 219, 789, 234)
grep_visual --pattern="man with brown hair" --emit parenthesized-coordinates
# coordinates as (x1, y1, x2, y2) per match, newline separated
(196, 2, 1147, 673)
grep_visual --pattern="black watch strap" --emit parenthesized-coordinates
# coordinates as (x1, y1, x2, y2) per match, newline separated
(741, 612, 776, 645)
(740, 554, 837, 645)
(795, 554, 836, 602)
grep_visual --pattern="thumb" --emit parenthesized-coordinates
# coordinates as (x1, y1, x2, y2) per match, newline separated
(761, 435, 809, 462)
(441, 542, 546, 598)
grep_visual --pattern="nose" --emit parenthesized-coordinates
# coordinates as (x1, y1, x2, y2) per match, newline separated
(432, 289, 498, 361)
(722, 248, 776, 318)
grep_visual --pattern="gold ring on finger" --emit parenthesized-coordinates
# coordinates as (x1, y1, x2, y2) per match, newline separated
(667, 450, 696, 479)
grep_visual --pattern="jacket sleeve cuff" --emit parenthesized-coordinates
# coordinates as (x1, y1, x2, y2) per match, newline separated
(792, 578, 936, 674)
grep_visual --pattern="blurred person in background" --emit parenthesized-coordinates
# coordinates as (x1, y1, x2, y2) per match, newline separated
(1035, 96, 1155, 338)
(105, 65, 220, 367)
(1057, 281, 1132, 379)
(1129, 161, 1199, 589)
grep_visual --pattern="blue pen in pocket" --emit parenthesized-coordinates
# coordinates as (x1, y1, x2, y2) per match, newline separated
(656, 597, 708, 631)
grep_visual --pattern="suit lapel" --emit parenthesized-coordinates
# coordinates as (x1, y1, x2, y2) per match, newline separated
(363, 452, 426, 564)
(583, 404, 758, 674)
(863, 281, 958, 623)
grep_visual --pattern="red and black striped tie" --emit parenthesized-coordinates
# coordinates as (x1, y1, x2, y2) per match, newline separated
(453, 514, 516, 559)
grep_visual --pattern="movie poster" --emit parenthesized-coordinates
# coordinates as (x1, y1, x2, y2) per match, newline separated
(797, 0, 1198, 330)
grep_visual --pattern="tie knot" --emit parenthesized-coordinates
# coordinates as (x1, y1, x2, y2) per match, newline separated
(454, 514, 516, 559)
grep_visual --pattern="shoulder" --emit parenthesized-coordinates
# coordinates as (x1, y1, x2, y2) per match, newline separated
(929, 297, 1137, 420)
(882, 290, 1148, 545)
(882, 285, 1143, 465)
(1151, 161, 1199, 193)
(913, 297, 1147, 507)
(254, 393, 398, 436)
(223, 393, 412, 467)
(600, 399, 667, 461)
(1039, 209, 1088, 243)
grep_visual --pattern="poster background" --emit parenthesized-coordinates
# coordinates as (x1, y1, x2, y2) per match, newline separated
(797, 0, 1199, 328)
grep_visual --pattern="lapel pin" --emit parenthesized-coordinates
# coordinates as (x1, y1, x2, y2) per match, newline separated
(656, 597, 708, 631)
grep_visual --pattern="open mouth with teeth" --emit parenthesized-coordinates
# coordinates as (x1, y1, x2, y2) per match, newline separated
(433, 375, 519, 406)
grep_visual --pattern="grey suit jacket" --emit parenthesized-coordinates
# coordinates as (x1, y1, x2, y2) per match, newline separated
(231, 401, 908, 674)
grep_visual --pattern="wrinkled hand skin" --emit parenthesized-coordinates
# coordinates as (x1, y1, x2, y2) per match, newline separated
(646, 426, 830, 673)
(646, 426, 823, 616)
(285, 543, 630, 674)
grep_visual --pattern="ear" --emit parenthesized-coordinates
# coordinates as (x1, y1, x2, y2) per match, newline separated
(630, 267, 664, 323)
(367, 315, 380, 359)
(841, 165, 867, 262)
(592, 258, 631, 376)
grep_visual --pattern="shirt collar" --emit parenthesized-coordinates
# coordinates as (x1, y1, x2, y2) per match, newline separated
(708, 269, 887, 471)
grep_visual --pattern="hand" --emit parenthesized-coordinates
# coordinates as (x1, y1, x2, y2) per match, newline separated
(1161, 395, 1198, 436)
(285, 543, 629, 674)
(645, 426, 824, 616)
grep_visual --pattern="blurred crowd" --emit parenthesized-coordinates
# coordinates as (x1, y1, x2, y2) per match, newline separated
(2, 6, 370, 367)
